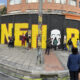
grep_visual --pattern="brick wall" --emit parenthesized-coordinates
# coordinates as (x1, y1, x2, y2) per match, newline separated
(7, 0, 80, 14)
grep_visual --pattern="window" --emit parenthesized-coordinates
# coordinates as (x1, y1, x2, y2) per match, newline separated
(79, 2, 80, 8)
(26, 0, 38, 3)
(48, 0, 52, 3)
(10, 0, 21, 5)
(10, 0, 15, 5)
(68, 0, 77, 6)
(54, 0, 66, 4)
(15, 0, 21, 4)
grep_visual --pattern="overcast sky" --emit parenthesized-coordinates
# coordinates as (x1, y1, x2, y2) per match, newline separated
(0, 0, 7, 6)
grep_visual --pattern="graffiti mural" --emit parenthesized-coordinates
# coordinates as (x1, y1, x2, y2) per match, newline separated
(0, 14, 80, 49)
(50, 29, 61, 46)
(0, 23, 47, 48)
(66, 28, 79, 48)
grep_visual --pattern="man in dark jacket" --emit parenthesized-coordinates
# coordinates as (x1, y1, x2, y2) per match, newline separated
(67, 48, 80, 80)
(45, 38, 51, 55)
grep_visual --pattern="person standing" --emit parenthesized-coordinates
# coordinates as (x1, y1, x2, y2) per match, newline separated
(45, 38, 51, 55)
(68, 38, 73, 52)
(28, 35, 31, 49)
(63, 36, 67, 50)
(53, 37, 58, 50)
(8, 36, 12, 47)
(12, 36, 15, 47)
(25, 32, 29, 48)
(67, 48, 80, 80)
(22, 33, 26, 46)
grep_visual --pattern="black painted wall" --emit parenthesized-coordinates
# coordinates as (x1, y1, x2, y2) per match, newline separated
(0, 14, 80, 48)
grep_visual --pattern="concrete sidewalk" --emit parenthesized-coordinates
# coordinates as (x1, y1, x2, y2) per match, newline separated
(44, 49, 80, 79)
(44, 52, 64, 71)
(0, 44, 71, 79)
(0, 45, 44, 78)
(0, 45, 43, 68)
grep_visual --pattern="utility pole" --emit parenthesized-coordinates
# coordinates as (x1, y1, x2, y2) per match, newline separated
(12, 15, 14, 38)
(0, 10, 1, 43)
(37, 0, 43, 64)
(38, 0, 43, 45)
(38, 0, 43, 29)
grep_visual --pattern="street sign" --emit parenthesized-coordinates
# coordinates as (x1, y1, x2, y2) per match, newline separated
(38, 16, 42, 23)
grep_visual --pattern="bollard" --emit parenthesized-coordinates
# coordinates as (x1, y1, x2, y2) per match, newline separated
(37, 48, 44, 65)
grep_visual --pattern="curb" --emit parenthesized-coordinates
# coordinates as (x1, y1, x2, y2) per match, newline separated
(0, 63, 32, 79)
(0, 62, 69, 80)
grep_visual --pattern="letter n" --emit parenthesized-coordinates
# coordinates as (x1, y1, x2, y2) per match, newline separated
(1, 23, 13, 44)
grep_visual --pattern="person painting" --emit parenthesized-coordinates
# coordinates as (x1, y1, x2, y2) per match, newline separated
(67, 48, 80, 80)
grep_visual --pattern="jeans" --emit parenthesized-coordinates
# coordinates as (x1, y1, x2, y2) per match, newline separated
(45, 47, 50, 55)
(69, 45, 72, 52)
(69, 71, 79, 80)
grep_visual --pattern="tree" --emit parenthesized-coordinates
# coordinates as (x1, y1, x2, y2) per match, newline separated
(0, 7, 7, 15)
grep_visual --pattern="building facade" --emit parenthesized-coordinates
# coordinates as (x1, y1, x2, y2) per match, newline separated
(0, 0, 79, 49)
(0, 14, 80, 49)
(7, 0, 80, 15)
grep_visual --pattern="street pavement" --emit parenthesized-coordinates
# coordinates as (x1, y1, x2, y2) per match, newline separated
(44, 49, 70, 71)
(0, 44, 42, 72)
(53, 50, 70, 70)
(0, 45, 68, 72)
(44, 52, 64, 71)
(0, 44, 80, 79)
(0, 73, 19, 80)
